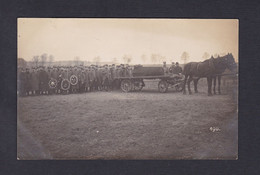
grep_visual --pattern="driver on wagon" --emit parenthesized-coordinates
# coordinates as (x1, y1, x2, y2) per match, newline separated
(172, 62, 182, 74)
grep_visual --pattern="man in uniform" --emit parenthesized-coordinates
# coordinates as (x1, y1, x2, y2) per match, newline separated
(169, 62, 176, 74)
(19, 68, 26, 96)
(78, 68, 85, 93)
(110, 64, 117, 90)
(39, 66, 49, 95)
(70, 67, 79, 93)
(25, 68, 32, 96)
(47, 67, 54, 95)
(163, 62, 168, 75)
(31, 67, 39, 95)
(172, 62, 182, 74)
(97, 66, 103, 91)
(125, 64, 130, 77)
(84, 68, 90, 92)
(57, 67, 62, 94)
(67, 67, 73, 93)
(115, 65, 122, 89)
(52, 67, 59, 94)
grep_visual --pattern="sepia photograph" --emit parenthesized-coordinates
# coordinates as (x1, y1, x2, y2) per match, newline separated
(17, 18, 238, 160)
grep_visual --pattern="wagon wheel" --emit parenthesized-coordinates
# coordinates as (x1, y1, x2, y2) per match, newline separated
(175, 81, 184, 92)
(61, 79, 70, 91)
(158, 80, 168, 93)
(121, 79, 132, 92)
(133, 80, 144, 91)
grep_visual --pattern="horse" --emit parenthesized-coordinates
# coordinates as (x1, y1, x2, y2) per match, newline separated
(182, 53, 237, 96)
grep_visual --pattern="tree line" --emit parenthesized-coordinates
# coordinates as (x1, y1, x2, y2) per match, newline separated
(30, 52, 227, 67)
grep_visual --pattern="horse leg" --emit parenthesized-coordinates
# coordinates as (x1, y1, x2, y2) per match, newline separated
(213, 76, 216, 94)
(194, 78, 199, 93)
(188, 76, 193, 95)
(207, 76, 213, 96)
(183, 75, 188, 94)
(218, 75, 221, 94)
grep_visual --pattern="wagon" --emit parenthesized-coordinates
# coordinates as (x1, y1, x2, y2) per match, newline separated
(114, 66, 184, 93)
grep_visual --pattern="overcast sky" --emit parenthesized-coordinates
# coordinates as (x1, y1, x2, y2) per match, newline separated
(18, 18, 238, 64)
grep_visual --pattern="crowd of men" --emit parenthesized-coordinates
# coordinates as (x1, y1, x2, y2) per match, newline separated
(17, 62, 182, 97)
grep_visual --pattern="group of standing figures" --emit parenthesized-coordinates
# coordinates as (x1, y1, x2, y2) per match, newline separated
(17, 53, 237, 97)
(17, 64, 132, 96)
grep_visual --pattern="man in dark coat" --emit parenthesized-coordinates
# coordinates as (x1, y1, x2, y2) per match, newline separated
(169, 62, 176, 74)
(110, 64, 117, 90)
(89, 67, 96, 91)
(57, 68, 63, 94)
(84, 68, 90, 92)
(31, 68, 39, 95)
(25, 68, 32, 96)
(18, 68, 26, 96)
(101, 67, 110, 91)
(39, 67, 49, 95)
(96, 67, 103, 91)
(52, 67, 59, 94)
(172, 62, 182, 74)
(78, 69, 85, 93)
(70, 67, 79, 93)
(163, 62, 169, 74)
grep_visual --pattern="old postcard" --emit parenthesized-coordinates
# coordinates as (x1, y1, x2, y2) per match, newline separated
(17, 18, 238, 160)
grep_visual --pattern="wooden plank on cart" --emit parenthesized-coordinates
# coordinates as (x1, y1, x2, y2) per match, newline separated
(114, 75, 171, 80)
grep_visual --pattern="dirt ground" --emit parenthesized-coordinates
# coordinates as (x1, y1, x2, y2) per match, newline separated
(17, 79, 238, 160)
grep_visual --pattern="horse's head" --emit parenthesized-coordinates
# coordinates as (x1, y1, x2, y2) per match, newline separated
(224, 53, 237, 72)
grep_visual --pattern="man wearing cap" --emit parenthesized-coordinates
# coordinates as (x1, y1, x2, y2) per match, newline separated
(97, 66, 103, 91)
(52, 67, 59, 94)
(19, 68, 27, 96)
(78, 68, 85, 93)
(110, 64, 116, 90)
(88, 67, 95, 91)
(25, 68, 32, 96)
(84, 68, 90, 92)
(31, 67, 39, 95)
(163, 62, 168, 75)
(70, 67, 79, 93)
(47, 67, 54, 94)
(169, 62, 176, 74)
(172, 62, 182, 74)
(57, 68, 63, 94)
(39, 67, 49, 95)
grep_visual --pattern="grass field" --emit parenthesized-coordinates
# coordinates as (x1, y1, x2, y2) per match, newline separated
(17, 78, 238, 160)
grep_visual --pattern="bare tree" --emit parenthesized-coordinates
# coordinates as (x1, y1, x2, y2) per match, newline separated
(48, 54, 54, 66)
(93, 56, 100, 65)
(202, 52, 210, 60)
(159, 55, 166, 63)
(141, 54, 147, 64)
(181, 51, 189, 64)
(122, 55, 132, 64)
(112, 57, 118, 64)
(32, 55, 39, 67)
(74, 56, 80, 66)
(40, 53, 48, 67)
(150, 54, 159, 63)
(150, 54, 166, 64)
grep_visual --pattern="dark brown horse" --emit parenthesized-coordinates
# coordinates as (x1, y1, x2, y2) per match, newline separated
(182, 53, 237, 96)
